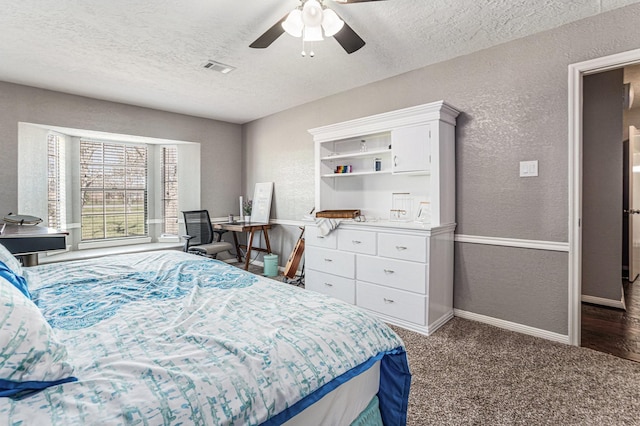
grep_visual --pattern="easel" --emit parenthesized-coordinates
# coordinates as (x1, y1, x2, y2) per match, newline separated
(283, 208, 313, 287)
(283, 226, 305, 286)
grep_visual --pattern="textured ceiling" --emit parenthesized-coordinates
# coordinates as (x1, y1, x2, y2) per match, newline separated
(1, 0, 639, 124)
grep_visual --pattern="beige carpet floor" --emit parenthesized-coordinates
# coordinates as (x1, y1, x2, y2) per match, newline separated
(391, 318, 640, 425)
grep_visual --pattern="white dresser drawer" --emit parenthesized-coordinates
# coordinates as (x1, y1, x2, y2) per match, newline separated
(357, 282, 427, 325)
(378, 233, 428, 263)
(305, 225, 338, 249)
(356, 255, 427, 294)
(306, 270, 355, 304)
(306, 246, 355, 278)
(337, 229, 376, 255)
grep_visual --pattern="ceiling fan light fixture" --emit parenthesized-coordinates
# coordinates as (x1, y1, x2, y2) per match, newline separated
(303, 25, 324, 42)
(282, 9, 304, 37)
(302, 0, 324, 27)
(321, 8, 344, 37)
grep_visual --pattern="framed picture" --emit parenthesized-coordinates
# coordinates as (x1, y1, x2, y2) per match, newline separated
(251, 182, 274, 223)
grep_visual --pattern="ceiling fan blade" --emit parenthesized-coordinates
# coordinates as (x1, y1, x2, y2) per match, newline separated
(249, 14, 288, 49)
(333, 21, 366, 54)
(333, 0, 387, 3)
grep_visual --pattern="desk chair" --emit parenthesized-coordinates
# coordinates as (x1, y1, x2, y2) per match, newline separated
(182, 210, 233, 258)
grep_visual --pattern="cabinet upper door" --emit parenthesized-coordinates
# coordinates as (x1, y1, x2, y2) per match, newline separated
(391, 124, 431, 174)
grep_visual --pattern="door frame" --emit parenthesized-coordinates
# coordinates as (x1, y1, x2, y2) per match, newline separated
(568, 48, 640, 346)
(628, 125, 640, 284)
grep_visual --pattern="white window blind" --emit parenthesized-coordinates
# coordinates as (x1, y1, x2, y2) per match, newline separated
(161, 146, 179, 235)
(47, 133, 66, 230)
(80, 140, 148, 241)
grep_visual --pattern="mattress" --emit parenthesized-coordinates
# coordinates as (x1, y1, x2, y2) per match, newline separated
(285, 361, 380, 425)
(0, 250, 410, 425)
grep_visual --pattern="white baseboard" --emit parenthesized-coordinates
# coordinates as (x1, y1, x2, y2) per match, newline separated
(365, 309, 454, 337)
(581, 294, 626, 310)
(454, 309, 569, 344)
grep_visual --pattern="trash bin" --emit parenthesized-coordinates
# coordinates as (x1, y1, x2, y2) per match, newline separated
(263, 254, 278, 277)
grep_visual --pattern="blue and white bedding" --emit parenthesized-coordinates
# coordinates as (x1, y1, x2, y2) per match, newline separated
(0, 251, 410, 425)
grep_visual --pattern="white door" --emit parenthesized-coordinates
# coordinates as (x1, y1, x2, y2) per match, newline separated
(629, 126, 640, 282)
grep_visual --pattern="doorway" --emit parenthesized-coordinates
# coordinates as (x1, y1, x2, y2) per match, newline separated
(623, 124, 640, 284)
(581, 68, 640, 363)
(569, 48, 640, 352)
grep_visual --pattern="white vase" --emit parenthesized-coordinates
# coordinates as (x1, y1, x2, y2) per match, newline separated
(245, 215, 251, 223)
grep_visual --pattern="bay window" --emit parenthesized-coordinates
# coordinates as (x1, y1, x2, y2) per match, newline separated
(19, 122, 199, 252)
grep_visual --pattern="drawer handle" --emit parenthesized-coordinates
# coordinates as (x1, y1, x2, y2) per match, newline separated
(395, 246, 407, 251)
(324, 258, 333, 262)
(384, 298, 395, 304)
(383, 269, 395, 274)
(324, 283, 334, 287)
(352, 240, 362, 245)
(316, 236, 325, 239)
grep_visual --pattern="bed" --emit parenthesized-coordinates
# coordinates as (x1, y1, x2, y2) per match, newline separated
(0, 249, 410, 425)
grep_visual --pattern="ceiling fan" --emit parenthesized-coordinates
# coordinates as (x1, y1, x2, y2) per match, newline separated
(249, 0, 386, 55)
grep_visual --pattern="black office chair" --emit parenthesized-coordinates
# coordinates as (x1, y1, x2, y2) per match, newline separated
(182, 210, 233, 258)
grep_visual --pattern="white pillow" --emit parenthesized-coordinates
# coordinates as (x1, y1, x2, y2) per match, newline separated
(0, 275, 76, 398)
(0, 243, 23, 276)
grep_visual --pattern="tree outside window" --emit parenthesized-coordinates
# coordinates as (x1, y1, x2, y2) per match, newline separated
(80, 140, 148, 241)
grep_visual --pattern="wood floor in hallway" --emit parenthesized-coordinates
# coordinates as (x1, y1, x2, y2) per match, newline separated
(581, 280, 640, 363)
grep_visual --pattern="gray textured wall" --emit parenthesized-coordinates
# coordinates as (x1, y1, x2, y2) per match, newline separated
(582, 70, 624, 302)
(454, 243, 568, 332)
(243, 4, 640, 335)
(0, 82, 242, 218)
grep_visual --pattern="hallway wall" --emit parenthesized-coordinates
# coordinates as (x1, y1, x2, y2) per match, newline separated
(582, 69, 625, 303)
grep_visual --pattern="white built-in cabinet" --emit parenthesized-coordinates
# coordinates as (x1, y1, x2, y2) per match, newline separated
(306, 101, 459, 336)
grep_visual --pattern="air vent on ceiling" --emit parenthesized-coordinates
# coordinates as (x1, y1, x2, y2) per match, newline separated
(203, 60, 235, 74)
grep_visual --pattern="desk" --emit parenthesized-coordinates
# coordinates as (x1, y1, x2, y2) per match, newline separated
(0, 223, 68, 266)
(212, 222, 272, 270)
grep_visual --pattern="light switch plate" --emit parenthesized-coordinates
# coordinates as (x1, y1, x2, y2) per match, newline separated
(519, 160, 538, 177)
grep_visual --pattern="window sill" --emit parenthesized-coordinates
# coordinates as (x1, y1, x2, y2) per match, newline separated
(78, 237, 152, 251)
(39, 242, 183, 264)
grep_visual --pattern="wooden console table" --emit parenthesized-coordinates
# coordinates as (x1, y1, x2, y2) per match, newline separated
(212, 222, 272, 270)
(0, 223, 68, 266)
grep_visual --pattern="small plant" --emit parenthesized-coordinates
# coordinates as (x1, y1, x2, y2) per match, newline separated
(243, 199, 253, 216)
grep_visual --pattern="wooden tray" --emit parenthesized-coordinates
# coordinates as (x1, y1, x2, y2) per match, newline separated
(316, 209, 361, 219)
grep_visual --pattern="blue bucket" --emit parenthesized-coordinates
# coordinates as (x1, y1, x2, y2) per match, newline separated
(263, 254, 279, 277)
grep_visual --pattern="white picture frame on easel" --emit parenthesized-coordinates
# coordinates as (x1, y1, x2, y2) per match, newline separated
(251, 182, 273, 223)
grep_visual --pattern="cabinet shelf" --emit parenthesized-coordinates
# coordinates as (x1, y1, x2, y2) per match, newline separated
(321, 148, 390, 161)
(322, 170, 392, 178)
(310, 100, 460, 226)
